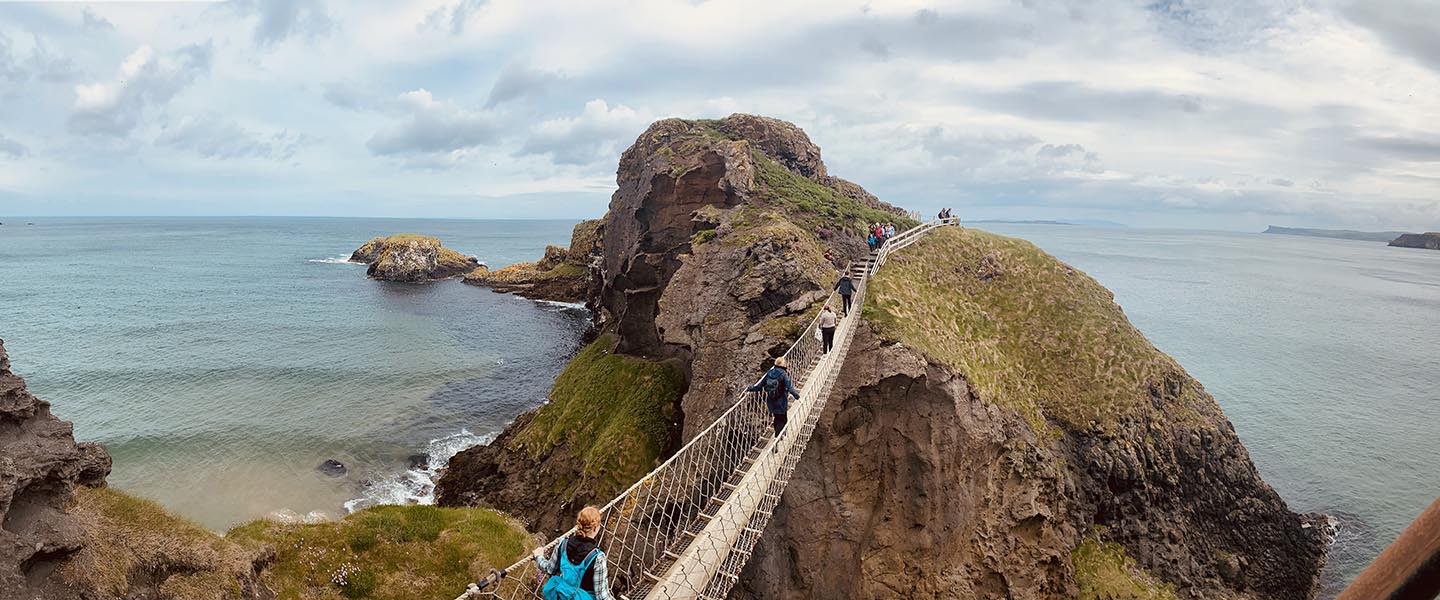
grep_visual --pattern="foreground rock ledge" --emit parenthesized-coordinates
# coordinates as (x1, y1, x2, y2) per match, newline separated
(350, 233, 479, 282)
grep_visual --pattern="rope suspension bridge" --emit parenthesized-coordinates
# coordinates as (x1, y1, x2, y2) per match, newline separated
(459, 218, 958, 600)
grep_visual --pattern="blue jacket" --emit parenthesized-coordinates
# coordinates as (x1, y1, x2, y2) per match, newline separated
(747, 366, 800, 414)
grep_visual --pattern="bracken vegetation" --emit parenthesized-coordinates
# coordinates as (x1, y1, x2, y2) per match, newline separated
(863, 226, 1208, 433)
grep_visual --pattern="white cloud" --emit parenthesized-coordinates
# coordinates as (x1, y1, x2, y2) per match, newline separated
(0, 133, 27, 158)
(68, 43, 213, 137)
(230, 0, 333, 47)
(519, 99, 647, 166)
(156, 114, 306, 160)
(366, 89, 500, 156)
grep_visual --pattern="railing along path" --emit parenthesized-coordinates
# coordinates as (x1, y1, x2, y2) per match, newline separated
(459, 218, 959, 600)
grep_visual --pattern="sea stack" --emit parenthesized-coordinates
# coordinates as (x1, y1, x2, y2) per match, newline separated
(1388, 232, 1440, 250)
(349, 234, 479, 282)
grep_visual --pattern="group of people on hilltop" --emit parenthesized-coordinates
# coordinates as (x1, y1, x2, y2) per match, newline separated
(938, 207, 955, 220)
(867, 222, 897, 251)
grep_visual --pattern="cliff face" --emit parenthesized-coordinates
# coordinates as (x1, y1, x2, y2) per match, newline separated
(1388, 232, 1440, 249)
(737, 227, 1327, 599)
(437, 114, 909, 530)
(350, 234, 479, 282)
(0, 338, 111, 598)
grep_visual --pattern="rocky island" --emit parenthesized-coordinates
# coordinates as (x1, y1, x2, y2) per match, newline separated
(437, 114, 1329, 598)
(349, 233, 479, 282)
(1388, 232, 1440, 250)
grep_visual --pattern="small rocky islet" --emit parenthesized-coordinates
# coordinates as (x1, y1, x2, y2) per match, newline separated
(2, 114, 1333, 599)
(348, 233, 479, 282)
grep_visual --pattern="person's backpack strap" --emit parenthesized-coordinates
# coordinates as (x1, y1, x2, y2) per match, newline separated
(551, 536, 567, 574)
(578, 548, 601, 577)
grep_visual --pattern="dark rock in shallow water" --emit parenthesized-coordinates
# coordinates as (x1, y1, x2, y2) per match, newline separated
(318, 459, 346, 476)
(407, 454, 429, 470)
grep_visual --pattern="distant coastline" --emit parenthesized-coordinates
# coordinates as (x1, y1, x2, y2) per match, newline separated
(1263, 225, 1406, 242)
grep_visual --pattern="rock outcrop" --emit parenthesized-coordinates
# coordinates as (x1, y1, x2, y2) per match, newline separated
(438, 114, 1326, 599)
(349, 234, 479, 282)
(1388, 231, 1440, 249)
(463, 219, 603, 303)
(736, 227, 1327, 599)
(0, 338, 111, 597)
(438, 114, 909, 530)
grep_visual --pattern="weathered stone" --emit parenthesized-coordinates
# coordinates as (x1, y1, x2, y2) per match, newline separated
(349, 234, 479, 282)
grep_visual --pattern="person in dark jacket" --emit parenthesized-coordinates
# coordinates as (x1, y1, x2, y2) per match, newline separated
(533, 506, 615, 600)
(835, 274, 854, 316)
(746, 357, 801, 450)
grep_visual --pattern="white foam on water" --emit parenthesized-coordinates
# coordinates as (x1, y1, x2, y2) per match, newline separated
(535, 299, 588, 311)
(269, 508, 336, 524)
(344, 428, 497, 514)
(308, 256, 363, 265)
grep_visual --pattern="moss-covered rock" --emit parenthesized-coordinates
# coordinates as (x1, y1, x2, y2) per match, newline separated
(463, 219, 602, 302)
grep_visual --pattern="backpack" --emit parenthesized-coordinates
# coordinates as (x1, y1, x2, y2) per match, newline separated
(541, 537, 601, 600)
(762, 370, 783, 403)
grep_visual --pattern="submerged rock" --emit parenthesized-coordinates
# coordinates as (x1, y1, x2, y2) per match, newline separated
(349, 234, 479, 282)
(318, 459, 347, 476)
(0, 338, 112, 597)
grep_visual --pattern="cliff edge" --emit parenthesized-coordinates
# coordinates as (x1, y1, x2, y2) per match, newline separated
(0, 338, 111, 597)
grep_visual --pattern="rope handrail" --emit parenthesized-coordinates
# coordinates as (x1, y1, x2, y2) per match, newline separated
(459, 217, 956, 600)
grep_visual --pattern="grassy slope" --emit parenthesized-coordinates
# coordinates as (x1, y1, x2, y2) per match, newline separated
(514, 334, 685, 496)
(65, 487, 532, 600)
(230, 505, 531, 600)
(863, 226, 1205, 433)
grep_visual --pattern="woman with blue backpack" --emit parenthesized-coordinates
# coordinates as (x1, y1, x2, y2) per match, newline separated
(532, 506, 615, 600)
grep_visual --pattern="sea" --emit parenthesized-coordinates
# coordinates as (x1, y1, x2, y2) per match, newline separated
(0, 217, 1434, 596)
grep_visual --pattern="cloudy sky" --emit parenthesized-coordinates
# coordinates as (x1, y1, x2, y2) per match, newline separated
(0, 0, 1438, 230)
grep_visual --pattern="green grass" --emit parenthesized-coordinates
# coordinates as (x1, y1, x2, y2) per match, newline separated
(1072, 535, 1179, 600)
(863, 226, 1209, 433)
(515, 334, 686, 496)
(750, 149, 917, 235)
(229, 504, 532, 600)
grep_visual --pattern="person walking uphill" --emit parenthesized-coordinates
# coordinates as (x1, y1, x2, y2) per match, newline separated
(818, 305, 838, 353)
(533, 506, 615, 600)
(834, 273, 854, 316)
(747, 357, 801, 452)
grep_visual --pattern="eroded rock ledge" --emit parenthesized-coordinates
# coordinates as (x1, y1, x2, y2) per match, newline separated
(462, 219, 603, 303)
(0, 338, 111, 597)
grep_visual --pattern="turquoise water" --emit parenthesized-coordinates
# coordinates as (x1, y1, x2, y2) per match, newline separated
(0, 217, 590, 529)
(982, 224, 1440, 596)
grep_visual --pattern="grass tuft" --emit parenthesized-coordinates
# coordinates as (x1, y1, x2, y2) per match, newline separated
(750, 149, 916, 235)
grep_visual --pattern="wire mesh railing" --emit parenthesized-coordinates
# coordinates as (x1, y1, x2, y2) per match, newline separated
(458, 218, 955, 600)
